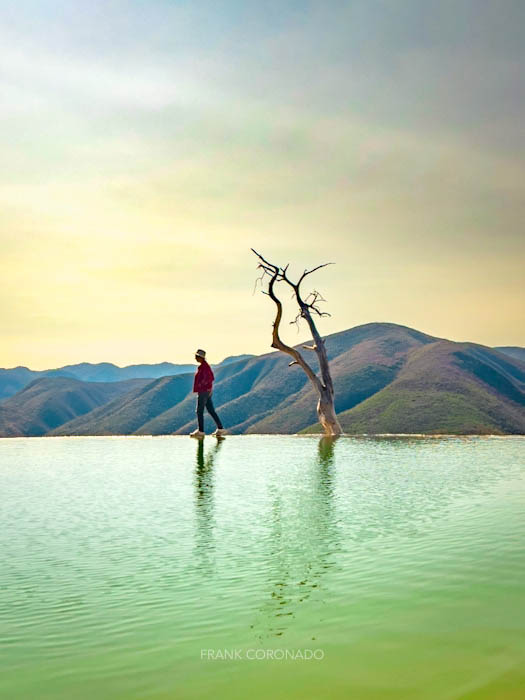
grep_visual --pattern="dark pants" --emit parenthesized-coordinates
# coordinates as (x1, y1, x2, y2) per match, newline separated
(196, 391, 223, 432)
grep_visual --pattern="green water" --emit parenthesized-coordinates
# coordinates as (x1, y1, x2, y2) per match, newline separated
(1, 435, 524, 699)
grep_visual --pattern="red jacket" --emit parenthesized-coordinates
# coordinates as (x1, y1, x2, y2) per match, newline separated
(193, 360, 214, 393)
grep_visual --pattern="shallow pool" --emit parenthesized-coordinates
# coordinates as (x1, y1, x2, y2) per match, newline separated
(1, 435, 524, 699)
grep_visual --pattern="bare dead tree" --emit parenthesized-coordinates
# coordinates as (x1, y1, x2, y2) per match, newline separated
(252, 249, 342, 436)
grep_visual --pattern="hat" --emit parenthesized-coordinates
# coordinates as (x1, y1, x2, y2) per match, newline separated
(195, 349, 206, 358)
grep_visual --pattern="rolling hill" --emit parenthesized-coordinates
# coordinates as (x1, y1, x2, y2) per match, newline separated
(0, 377, 150, 437)
(53, 323, 525, 435)
(3, 323, 524, 437)
(302, 340, 525, 435)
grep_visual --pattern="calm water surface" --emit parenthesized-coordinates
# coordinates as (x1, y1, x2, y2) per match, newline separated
(1, 435, 524, 699)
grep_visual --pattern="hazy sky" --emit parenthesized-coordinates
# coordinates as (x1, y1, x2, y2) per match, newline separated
(2, 0, 524, 369)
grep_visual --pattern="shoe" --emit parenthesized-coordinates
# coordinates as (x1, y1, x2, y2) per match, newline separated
(189, 429, 205, 438)
(212, 428, 226, 437)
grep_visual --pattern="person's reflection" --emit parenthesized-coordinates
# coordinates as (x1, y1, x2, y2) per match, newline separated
(253, 436, 341, 640)
(194, 437, 225, 573)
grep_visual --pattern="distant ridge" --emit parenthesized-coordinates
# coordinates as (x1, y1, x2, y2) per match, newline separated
(495, 347, 525, 364)
(0, 367, 76, 401)
(0, 355, 255, 400)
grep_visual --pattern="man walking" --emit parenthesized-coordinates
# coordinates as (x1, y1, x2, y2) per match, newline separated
(190, 349, 225, 438)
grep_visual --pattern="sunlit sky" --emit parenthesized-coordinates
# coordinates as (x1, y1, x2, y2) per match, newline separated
(2, 0, 524, 369)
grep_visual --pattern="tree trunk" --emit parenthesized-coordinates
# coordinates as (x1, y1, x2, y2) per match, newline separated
(317, 388, 342, 436)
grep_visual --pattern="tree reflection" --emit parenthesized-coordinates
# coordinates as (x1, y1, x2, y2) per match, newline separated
(253, 436, 341, 640)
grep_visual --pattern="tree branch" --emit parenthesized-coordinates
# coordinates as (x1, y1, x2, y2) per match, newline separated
(298, 262, 334, 286)
(252, 249, 323, 391)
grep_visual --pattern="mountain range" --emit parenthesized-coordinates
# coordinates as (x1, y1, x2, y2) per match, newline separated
(0, 355, 254, 400)
(0, 323, 523, 437)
